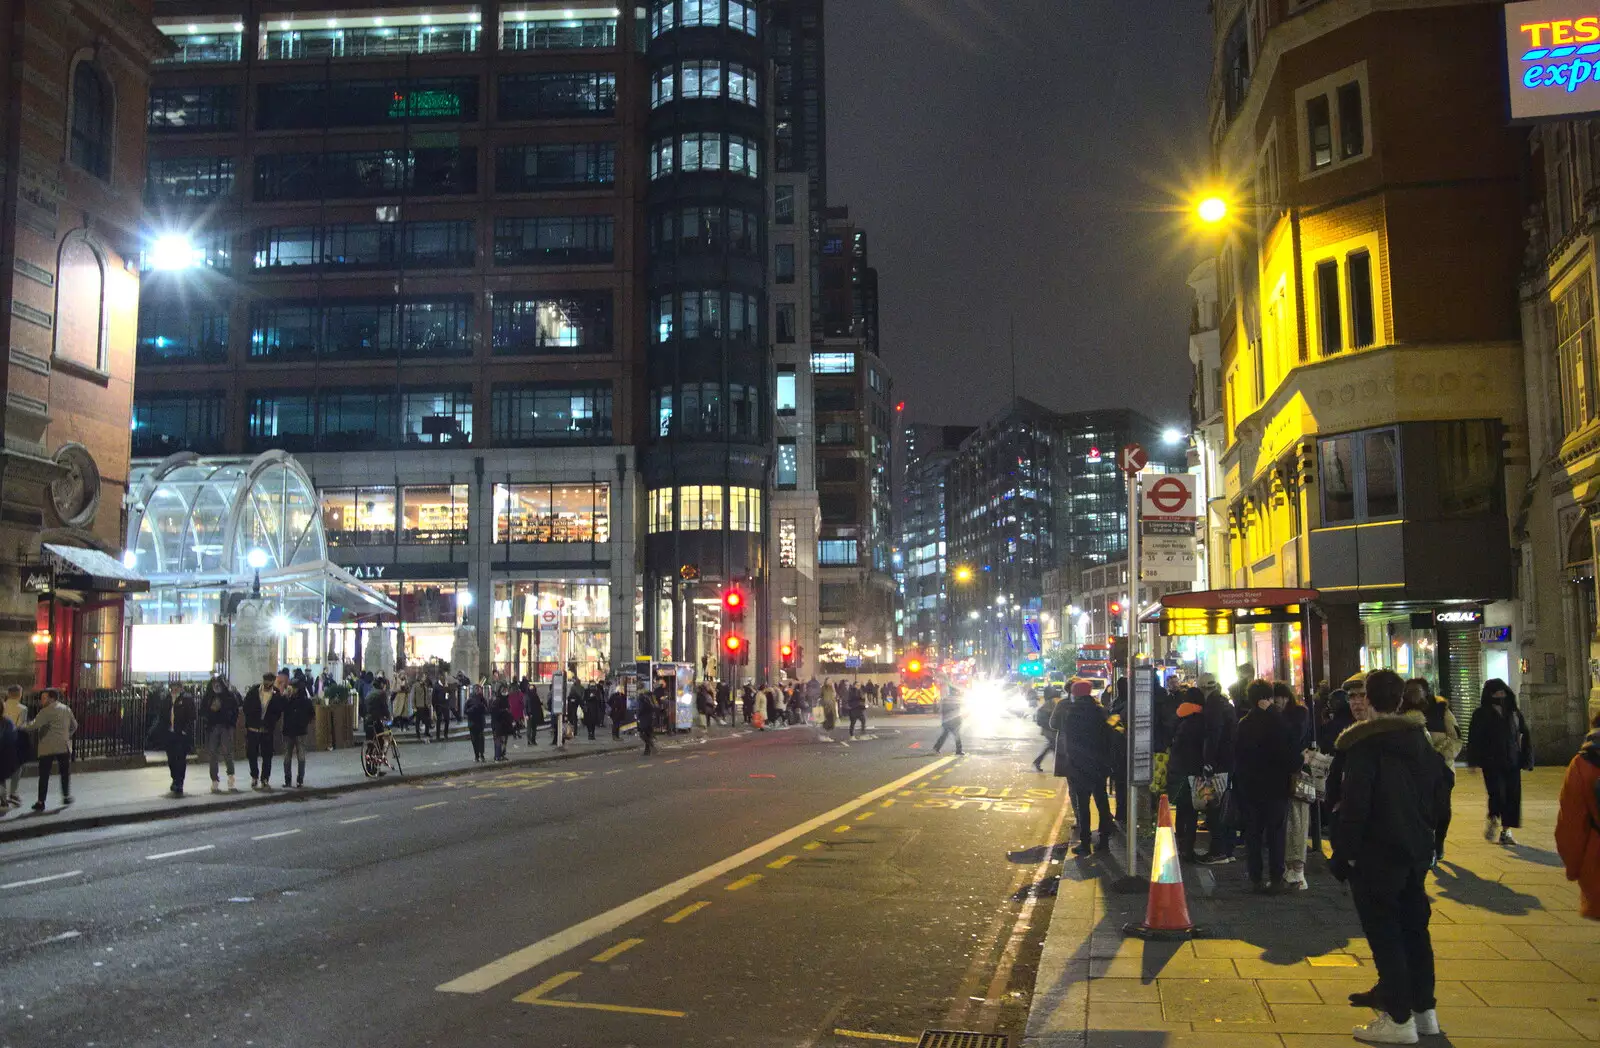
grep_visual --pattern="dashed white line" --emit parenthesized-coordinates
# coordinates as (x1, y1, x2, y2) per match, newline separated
(251, 829, 302, 841)
(415, 801, 450, 810)
(1, 870, 83, 890)
(339, 814, 383, 825)
(145, 845, 215, 861)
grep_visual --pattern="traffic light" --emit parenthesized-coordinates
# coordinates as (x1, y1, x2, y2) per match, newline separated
(723, 632, 750, 666)
(722, 586, 746, 622)
(780, 642, 795, 670)
(1109, 601, 1123, 618)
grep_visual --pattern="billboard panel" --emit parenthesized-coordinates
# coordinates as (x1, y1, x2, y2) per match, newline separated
(1506, 1, 1600, 119)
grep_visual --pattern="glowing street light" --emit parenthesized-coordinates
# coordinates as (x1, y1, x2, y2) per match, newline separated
(148, 233, 202, 271)
(1162, 427, 1186, 446)
(271, 612, 293, 636)
(953, 565, 974, 583)
(1196, 196, 1228, 225)
(247, 547, 268, 598)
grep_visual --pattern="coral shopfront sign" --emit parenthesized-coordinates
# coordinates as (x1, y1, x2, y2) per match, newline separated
(1506, 0, 1600, 118)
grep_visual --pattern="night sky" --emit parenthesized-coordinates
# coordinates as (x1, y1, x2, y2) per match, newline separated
(827, 0, 1215, 429)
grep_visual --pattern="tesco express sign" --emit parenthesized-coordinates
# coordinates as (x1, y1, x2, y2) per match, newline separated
(1507, 0, 1600, 119)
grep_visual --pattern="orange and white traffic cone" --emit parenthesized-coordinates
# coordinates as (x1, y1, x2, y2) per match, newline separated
(1123, 794, 1201, 940)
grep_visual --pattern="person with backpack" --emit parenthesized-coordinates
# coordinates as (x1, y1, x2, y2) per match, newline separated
(280, 681, 314, 787)
(1466, 679, 1533, 845)
(1555, 713, 1600, 920)
(1031, 687, 1061, 772)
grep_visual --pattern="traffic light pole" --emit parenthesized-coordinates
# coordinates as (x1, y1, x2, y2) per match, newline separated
(1125, 465, 1140, 879)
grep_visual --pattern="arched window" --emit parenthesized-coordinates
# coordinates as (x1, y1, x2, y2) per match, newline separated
(70, 62, 110, 179)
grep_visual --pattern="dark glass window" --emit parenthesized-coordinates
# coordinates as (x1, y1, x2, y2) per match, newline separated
(775, 185, 795, 224)
(401, 390, 473, 446)
(257, 78, 479, 130)
(492, 293, 613, 353)
(246, 392, 316, 451)
(403, 221, 476, 266)
(1221, 15, 1249, 120)
(254, 149, 477, 200)
(652, 206, 759, 256)
(70, 63, 110, 179)
(251, 222, 473, 269)
(1347, 250, 1375, 348)
(775, 243, 795, 283)
(815, 387, 856, 412)
(1436, 421, 1501, 519)
(320, 390, 399, 450)
(493, 216, 613, 264)
(146, 155, 234, 202)
(1338, 81, 1365, 159)
(249, 303, 319, 359)
(1316, 259, 1342, 355)
(132, 393, 226, 456)
(1318, 427, 1402, 524)
(155, 29, 243, 65)
(776, 303, 797, 342)
(249, 298, 473, 359)
(497, 72, 616, 119)
(776, 440, 798, 487)
(1362, 429, 1400, 518)
(501, 16, 617, 51)
(262, 20, 479, 59)
(1307, 95, 1333, 169)
(401, 298, 475, 357)
(495, 143, 615, 191)
(148, 85, 238, 132)
(137, 301, 228, 364)
(491, 383, 614, 445)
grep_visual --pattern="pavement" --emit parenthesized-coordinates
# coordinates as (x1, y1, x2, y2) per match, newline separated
(0, 711, 1075, 1048)
(1023, 766, 1600, 1048)
(0, 721, 732, 843)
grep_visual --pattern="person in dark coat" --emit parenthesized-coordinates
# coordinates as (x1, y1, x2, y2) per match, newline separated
(933, 686, 964, 755)
(151, 687, 198, 797)
(280, 682, 314, 788)
(1167, 689, 1208, 862)
(464, 685, 489, 761)
(636, 688, 659, 756)
(845, 683, 868, 737)
(1052, 680, 1115, 854)
(1032, 687, 1062, 771)
(1198, 676, 1239, 863)
(1318, 688, 1356, 754)
(1466, 678, 1533, 845)
(582, 685, 605, 740)
(243, 673, 283, 791)
(608, 686, 629, 739)
(1331, 669, 1448, 1045)
(1233, 680, 1304, 892)
(431, 677, 450, 742)
(490, 688, 513, 761)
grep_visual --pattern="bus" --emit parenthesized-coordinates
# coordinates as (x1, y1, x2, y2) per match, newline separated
(897, 654, 940, 712)
(1076, 643, 1113, 683)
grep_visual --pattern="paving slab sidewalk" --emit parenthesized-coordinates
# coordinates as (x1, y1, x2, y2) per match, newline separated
(0, 722, 757, 844)
(1024, 768, 1599, 1048)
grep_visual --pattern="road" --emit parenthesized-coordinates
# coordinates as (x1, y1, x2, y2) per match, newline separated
(0, 711, 1069, 1048)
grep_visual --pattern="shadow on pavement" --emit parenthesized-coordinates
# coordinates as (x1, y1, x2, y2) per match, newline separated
(1431, 860, 1545, 915)
(1506, 842, 1565, 868)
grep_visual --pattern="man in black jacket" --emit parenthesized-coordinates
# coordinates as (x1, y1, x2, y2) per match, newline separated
(280, 682, 315, 788)
(1052, 681, 1115, 855)
(1198, 675, 1240, 864)
(1233, 679, 1302, 892)
(1334, 669, 1447, 1045)
(243, 673, 282, 791)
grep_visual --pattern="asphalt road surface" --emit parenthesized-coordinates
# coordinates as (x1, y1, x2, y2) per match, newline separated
(0, 710, 1069, 1048)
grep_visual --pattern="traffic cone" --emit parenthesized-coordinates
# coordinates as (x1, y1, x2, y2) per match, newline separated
(1123, 794, 1201, 940)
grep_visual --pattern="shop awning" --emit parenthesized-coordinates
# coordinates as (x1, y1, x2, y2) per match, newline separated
(42, 543, 150, 594)
(1161, 588, 1318, 610)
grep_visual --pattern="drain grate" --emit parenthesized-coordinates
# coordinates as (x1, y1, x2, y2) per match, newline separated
(918, 1033, 1008, 1048)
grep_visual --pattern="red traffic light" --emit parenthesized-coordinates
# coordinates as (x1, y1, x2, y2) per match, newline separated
(724, 590, 743, 609)
(724, 634, 745, 655)
(780, 643, 794, 658)
(1109, 602, 1122, 616)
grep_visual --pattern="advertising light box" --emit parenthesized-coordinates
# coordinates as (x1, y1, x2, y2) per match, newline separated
(1506, 1, 1600, 119)
(129, 623, 225, 677)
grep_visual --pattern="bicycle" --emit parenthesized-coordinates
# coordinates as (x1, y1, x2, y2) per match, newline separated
(361, 723, 404, 779)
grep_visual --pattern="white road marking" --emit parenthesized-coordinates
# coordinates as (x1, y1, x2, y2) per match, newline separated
(251, 829, 302, 841)
(145, 845, 215, 861)
(437, 755, 959, 994)
(1, 870, 83, 890)
(339, 815, 383, 824)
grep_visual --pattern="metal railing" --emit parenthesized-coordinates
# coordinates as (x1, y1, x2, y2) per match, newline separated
(52, 688, 151, 761)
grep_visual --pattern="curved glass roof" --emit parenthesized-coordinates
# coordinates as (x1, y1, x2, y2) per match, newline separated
(126, 451, 326, 579)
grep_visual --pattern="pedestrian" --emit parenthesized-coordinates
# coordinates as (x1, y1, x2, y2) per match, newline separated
(23, 688, 75, 810)
(198, 676, 238, 793)
(1330, 669, 1446, 1045)
(637, 688, 658, 756)
(1276, 681, 1316, 889)
(1031, 686, 1061, 771)
(741, 682, 755, 724)
(820, 679, 839, 731)
(508, 681, 526, 741)
(363, 678, 391, 742)
(3, 684, 31, 806)
(1052, 680, 1115, 854)
(1168, 688, 1208, 863)
(609, 685, 628, 739)
(1233, 679, 1302, 893)
(280, 680, 314, 787)
(432, 676, 451, 742)
(1467, 678, 1532, 845)
(765, 684, 781, 730)
(933, 685, 964, 756)
(464, 684, 489, 762)
(846, 682, 868, 737)
(1197, 673, 1240, 865)
(583, 684, 604, 740)
(1406, 678, 1462, 865)
(1555, 713, 1600, 920)
(411, 673, 431, 741)
(715, 678, 732, 724)
(490, 687, 513, 761)
(243, 672, 282, 790)
(150, 686, 198, 798)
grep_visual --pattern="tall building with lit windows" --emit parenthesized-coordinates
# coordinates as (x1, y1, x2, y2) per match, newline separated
(1202, 1, 1526, 723)
(131, 3, 654, 679)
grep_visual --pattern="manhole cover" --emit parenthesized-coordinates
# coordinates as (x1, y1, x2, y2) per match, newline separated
(918, 1033, 1008, 1048)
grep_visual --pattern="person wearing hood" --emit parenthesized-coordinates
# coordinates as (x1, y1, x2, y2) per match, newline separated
(199, 677, 239, 793)
(1556, 713, 1600, 920)
(1466, 678, 1532, 845)
(1052, 680, 1115, 855)
(1197, 673, 1239, 864)
(1234, 680, 1303, 893)
(1331, 669, 1447, 1045)
(582, 684, 605, 740)
(1167, 688, 1209, 862)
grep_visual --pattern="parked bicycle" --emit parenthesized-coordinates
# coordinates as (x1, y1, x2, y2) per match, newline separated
(361, 723, 403, 779)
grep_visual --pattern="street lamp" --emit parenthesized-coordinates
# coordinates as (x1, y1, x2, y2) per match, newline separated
(1162, 427, 1186, 446)
(247, 547, 268, 598)
(1196, 196, 1229, 225)
(953, 565, 973, 583)
(148, 232, 203, 271)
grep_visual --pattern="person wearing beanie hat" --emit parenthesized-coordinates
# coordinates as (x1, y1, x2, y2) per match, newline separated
(1051, 679, 1116, 854)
